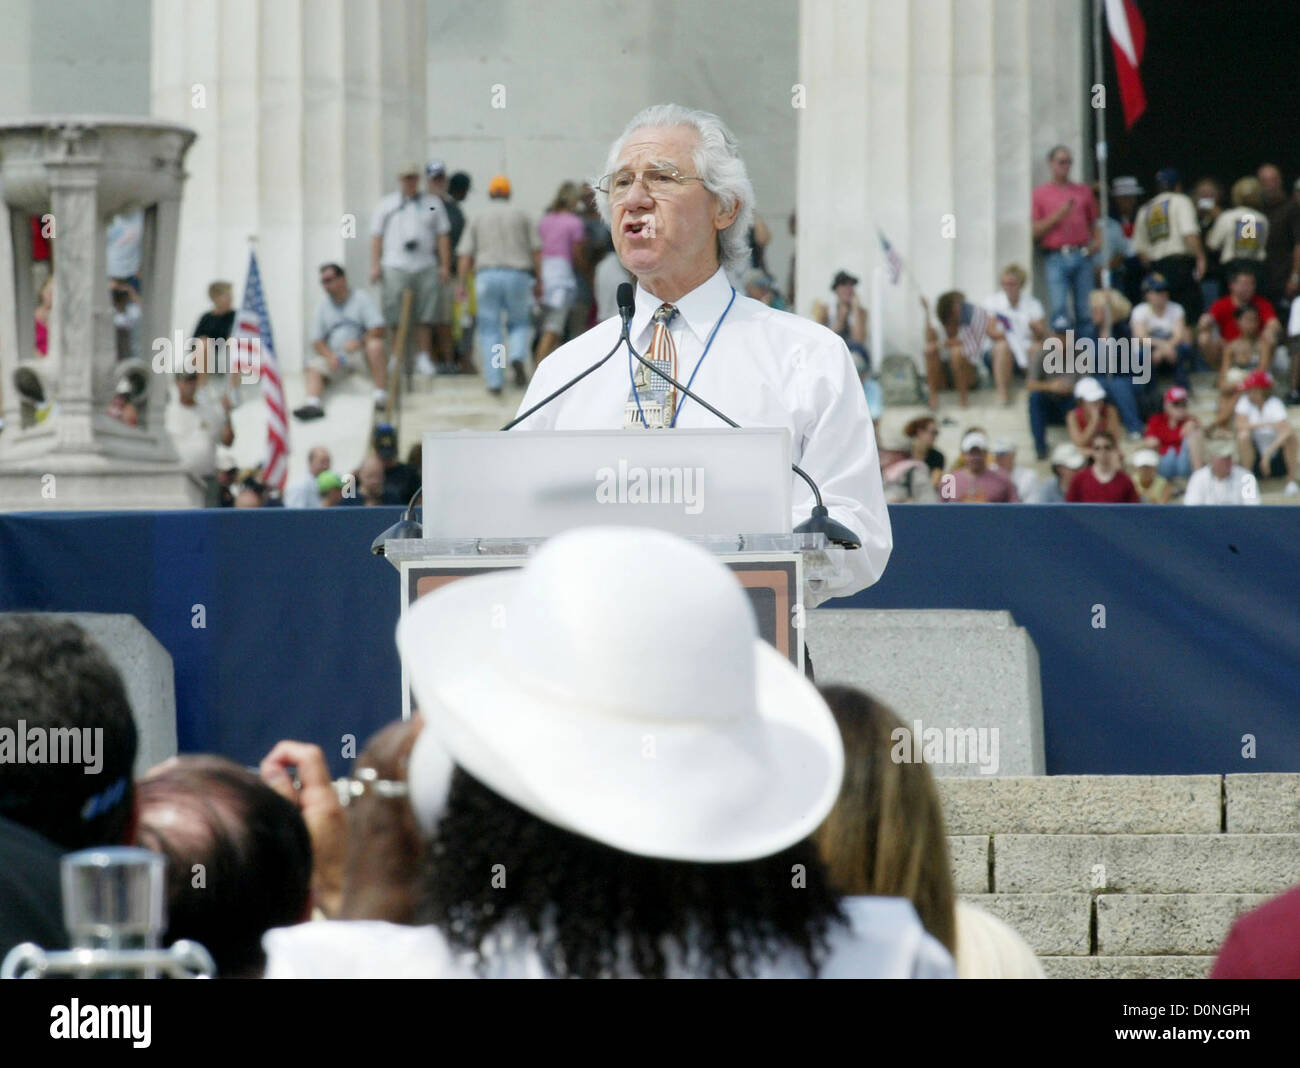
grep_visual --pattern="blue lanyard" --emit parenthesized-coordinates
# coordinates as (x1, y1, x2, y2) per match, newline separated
(628, 287, 736, 428)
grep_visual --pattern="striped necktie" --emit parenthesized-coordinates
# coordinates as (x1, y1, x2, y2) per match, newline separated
(624, 303, 678, 428)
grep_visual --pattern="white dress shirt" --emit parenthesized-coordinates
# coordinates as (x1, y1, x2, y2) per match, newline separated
(512, 268, 892, 603)
(262, 897, 953, 979)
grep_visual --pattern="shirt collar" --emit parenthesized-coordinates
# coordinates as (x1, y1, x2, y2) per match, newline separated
(632, 268, 733, 346)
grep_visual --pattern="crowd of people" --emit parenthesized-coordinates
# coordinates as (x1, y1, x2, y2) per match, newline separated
(3, 531, 1295, 979)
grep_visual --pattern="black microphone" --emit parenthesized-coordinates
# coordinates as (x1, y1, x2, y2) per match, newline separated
(499, 283, 637, 432)
(624, 335, 861, 549)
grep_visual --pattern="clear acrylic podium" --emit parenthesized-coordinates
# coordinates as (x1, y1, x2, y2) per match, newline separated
(379, 429, 839, 719)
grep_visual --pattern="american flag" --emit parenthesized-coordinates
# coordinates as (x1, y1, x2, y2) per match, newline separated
(233, 250, 288, 491)
(877, 228, 904, 284)
(958, 302, 990, 365)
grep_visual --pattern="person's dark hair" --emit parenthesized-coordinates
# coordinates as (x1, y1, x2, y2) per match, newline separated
(935, 291, 964, 327)
(903, 415, 937, 439)
(1047, 144, 1070, 162)
(448, 172, 471, 198)
(135, 756, 312, 978)
(319, 263, 345, 279)
(1234, 303, 1260, 321)
(1091, 430, 1117, 448)
(812, 685, 957, 954)
(419, 768, 846, 978)
(0, 616, 137, 851)
(1228, 264, 1256, 284)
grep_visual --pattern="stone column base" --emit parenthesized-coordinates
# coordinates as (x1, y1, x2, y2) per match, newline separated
(0, 459, 202, 511)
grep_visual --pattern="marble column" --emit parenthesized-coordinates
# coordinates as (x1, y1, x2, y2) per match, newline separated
(150, 0, 427, 375)
(796, 0, 1087, 359)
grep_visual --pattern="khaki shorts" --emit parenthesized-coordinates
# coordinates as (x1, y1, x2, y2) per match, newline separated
(305, 351, 357, 382)
(381, 266, 440, 326)
(432, 275, 454, 325)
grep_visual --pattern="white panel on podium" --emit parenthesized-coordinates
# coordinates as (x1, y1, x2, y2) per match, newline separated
(421, 428, 792, 539)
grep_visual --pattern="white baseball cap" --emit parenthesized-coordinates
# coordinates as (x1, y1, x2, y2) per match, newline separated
(397, 527, 844, 862)
(1049, 442, 1087, 470)
(1074, 376, 1106, 403)
(961, 431, 989, 452)
(1131, 449, 1159, 468)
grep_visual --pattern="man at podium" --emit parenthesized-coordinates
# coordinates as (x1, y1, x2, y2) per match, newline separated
(512, 104, 891, 603)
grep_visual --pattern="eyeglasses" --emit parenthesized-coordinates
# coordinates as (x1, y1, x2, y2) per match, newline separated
(1092, 444, 1115, 452)
(595, 166, 704, 202)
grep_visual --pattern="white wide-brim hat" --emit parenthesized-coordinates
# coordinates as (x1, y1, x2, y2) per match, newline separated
(396, 526, 844, 863)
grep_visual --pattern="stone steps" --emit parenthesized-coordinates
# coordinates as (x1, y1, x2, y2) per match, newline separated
(936, 774, 1300, 978)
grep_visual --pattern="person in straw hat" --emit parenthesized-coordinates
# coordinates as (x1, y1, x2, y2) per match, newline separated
(263, 526, 952, 979)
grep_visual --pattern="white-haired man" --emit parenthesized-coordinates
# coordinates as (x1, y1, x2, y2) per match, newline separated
(511, 105, 891, 603)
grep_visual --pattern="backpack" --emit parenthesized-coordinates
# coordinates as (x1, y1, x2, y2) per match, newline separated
(879, 354, 924, 406)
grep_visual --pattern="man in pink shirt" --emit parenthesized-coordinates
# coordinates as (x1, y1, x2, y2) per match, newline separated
(1032, 145, 1100, 338)
(939, 432, 1020, 503)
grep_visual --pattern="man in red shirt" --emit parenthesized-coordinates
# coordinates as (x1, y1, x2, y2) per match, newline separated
(939, 432, 1019, 503)
(1141, 385, 1204, 479)
(1196, 265, 1279, 370)
(1211, 883, 1300, 979)
(1032, 145, 1100, 337)
(1067, 431, 1140, 502)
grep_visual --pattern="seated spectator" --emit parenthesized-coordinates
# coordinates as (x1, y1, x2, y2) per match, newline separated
(1198, 266, 1280, 371)
(263, 527, 955, 978)
(812, 685, 1043, 979)
(982, 263, 1044, 405)
(813, 271, 869, 370)
(1030, 442, 1086, 503)
(1214, 305, 1269, 430)
(284, 446, 331, 509)
(1206, 177, 1269, 288)
(1087, 288, 1144, 435)
(922, 292, 1003, 410)
(1068, 376, 1123, 451)
(991, 439, 1037, 501)
(879, 431, 936, 504)
(1129, 273, 1193, 391)
(742, 269, 785, 311)
(1211, 884, 1300, 979)
(1141, 385, 1204, 479)
(1184, 439, 1258, 505)
(294, 264, 388, 421)
(357, 454, 388, 507)
(1130, 448, 1172, 504)
(234, 478, 268, 508)
(372, 423, 420, 505)
(135, 756, 313, 978)
(0, 616, 139, 958)
(1234, 370, 1299, 494)
(317, 471, 346, 507)
(939, 432, 1019, 502)
(1026, 315, 1078, 459)
(1067, 431, 1139, 502)
(903, 415, 945, 491)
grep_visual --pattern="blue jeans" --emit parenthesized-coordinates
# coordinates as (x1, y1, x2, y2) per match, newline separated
(1157, 440, 1194, 479)
(1044, 248, 1094, 335)
(475, 268, 533, 390)
(1098, 374, 1144, 434)
(1028, 391, 1076, 458)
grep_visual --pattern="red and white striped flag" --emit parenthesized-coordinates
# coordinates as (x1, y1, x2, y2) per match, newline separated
(958, 303, 989, 365)
(233, 250, 289, 491)
(1105, 0, 1147, 129)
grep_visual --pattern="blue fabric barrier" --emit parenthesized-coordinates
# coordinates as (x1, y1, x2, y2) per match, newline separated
(1, 505, 1296, 776)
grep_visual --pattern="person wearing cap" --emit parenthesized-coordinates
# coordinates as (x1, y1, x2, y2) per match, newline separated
(370, 423, 421, 506)
(316, 470, 345, 508)
(812, 271, 868, 369)
(1234, 370, 1299, 494)
(370, 162, 452, 380)
(1066, 430, 1139, 503)
(1029, 442, 1086, 503)
(165, 370, 234, 506)
(1198, 265, 1280, 372)
(455, 173, 542, 395)
(1256, 164, 1300, 311)
(1107, 176, 1146, 304)
(1132, 168, 1206, 320)
(1032, 145, 1100, 335)
(261, 527, 954, 979)
(939, 432, 1019, 503)
(1184, 438, 1259, 505)
(1067, 375, 1122, 452)
(981, 263, 1046, 404)
(991, 439, 1037, 501)
(1130, 272, 1194, 392)
(295, 263, 388, 421)
(511, 105, 892, 604)
(284, 445, 332, 509)
(1130, 448, 1171, 504)
(1025, 313, 1079, 460)
(1141, 385, 1204, 480)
